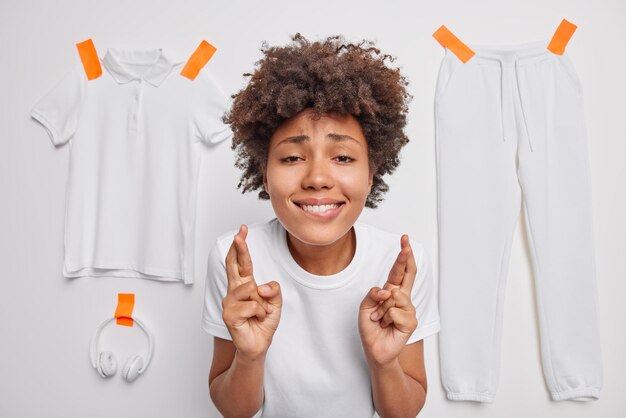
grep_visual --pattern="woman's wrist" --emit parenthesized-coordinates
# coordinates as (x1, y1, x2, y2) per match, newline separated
(366, 354, 401, 373)
(235, 347, 268, 364)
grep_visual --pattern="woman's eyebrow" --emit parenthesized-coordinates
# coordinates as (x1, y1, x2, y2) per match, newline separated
(278, 134, 309, 145)
(327, 133, 362, 146)
(277, 133, 362, 147)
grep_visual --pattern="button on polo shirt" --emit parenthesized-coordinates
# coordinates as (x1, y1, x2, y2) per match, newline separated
(31, 48, 232, 284)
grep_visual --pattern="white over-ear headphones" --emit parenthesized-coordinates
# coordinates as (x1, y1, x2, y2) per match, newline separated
(89, 316, 154, 383)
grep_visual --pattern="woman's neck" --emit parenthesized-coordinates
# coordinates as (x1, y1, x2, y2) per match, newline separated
(286, 227, 356, 276)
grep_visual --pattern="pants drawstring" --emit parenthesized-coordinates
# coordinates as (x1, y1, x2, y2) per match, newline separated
(514, 59, 534, 152)
(499, 58, 506, 143)
(496, 57, 534, 152)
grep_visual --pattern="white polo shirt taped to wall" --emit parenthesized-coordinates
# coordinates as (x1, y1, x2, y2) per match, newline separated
(202, 218, 441, 417)
(31, 46, 232, 284)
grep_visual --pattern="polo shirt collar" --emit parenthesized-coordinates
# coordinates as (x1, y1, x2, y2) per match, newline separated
(102, 48, 181, 87)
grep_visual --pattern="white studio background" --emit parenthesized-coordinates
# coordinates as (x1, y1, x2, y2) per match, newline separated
(1, 0, 624, 417)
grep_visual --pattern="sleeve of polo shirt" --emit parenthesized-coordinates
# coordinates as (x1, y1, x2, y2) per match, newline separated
(30, 64, 85, 147)
(193, 71, 233, 146)
(201, 238, 232, 340)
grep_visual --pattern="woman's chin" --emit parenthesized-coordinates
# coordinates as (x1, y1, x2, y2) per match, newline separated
(284, 222, 353, 248)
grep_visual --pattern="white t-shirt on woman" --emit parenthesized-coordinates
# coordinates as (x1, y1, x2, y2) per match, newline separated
(202, 217, 440, 418)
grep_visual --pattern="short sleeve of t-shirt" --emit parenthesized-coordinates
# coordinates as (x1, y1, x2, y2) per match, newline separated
(201, 238, 232, 340)
(30, 64, 85, 146)
(406, 242, 441, 344)
(192, 71, 232, 146)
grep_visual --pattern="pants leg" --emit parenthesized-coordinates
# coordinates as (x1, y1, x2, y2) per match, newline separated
(435, 48, 522, 402)
(515, 53, 603, 401)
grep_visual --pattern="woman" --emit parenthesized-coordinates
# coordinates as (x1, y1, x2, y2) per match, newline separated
(202, 33, 440, 418)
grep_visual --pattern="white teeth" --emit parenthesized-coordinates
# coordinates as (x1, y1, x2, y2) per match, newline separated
(301, 203, 340, 214)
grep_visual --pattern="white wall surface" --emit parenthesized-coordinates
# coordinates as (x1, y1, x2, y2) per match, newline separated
(1, 0, 624, 417)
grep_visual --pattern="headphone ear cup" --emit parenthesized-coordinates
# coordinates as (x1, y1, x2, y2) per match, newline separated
(122, 355, 144, 383)
(97, 351, 117, 378)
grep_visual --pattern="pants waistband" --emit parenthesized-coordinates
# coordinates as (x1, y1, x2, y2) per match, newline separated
(466, 40, 552, 66)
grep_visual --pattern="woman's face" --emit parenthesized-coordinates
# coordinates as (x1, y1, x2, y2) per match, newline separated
(264, 108, 373, 246)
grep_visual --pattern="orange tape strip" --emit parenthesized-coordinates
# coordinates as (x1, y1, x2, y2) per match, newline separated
(75, 39, 102, 80)
(433, 25, 475, 64)
(180, 40, 217, 80)
(547, 19, 577, 55)
(114, 293, 134, 327)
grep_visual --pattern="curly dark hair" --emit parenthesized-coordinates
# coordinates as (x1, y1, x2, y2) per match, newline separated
(225, 33, 412, 208)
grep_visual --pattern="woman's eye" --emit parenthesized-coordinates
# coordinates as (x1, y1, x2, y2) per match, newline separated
(335, 155, 354, 163)
(280, 156, 301, 163)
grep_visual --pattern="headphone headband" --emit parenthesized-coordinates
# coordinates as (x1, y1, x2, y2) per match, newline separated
(89, 316, 154, 374)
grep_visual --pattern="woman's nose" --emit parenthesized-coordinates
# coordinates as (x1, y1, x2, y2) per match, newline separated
(301, 157, 334, 190)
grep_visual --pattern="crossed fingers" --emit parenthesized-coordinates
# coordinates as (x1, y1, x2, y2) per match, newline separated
(224, 225, 273, 319)
(369, 235, 419, 331)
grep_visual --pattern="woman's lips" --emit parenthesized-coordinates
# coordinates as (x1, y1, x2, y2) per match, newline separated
(294, 202, 345, 220)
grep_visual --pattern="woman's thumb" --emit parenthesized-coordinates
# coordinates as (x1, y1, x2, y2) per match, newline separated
(258, 281, 282, 306)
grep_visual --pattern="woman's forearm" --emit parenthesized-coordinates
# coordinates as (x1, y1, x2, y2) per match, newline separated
(368, 358, 426, 418)
(210, 351, 266, 418)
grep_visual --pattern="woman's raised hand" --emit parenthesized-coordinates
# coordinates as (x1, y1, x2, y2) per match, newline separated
(222, 225, 282, 360)
(358, 234, 419, 366)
